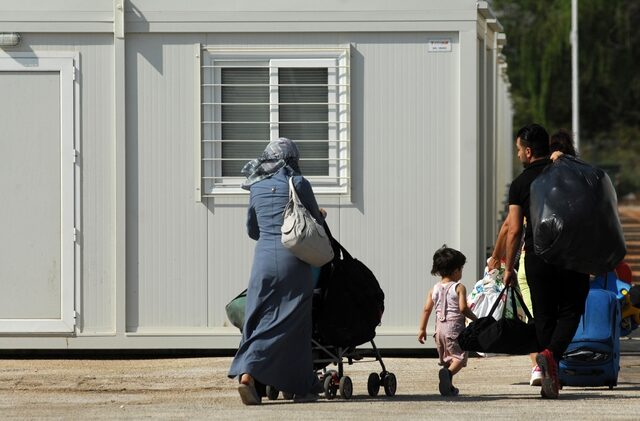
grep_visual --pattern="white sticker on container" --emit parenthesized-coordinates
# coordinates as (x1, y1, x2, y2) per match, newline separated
(428, 39, 452, 52)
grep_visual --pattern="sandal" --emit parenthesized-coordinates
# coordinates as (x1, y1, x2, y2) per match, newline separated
(238, 376, 261, 405)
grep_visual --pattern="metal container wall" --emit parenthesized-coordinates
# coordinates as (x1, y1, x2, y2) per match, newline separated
(0, 0, 512, 349)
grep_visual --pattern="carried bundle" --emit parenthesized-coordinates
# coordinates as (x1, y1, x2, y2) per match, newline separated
(529, 155, 626, 274)
(468, 264, 524, 321)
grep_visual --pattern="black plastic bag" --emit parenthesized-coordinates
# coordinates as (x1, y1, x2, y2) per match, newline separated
(315, 224, 385, 348)
(459, 286, 538, 355)
(529, 155, 626, 274)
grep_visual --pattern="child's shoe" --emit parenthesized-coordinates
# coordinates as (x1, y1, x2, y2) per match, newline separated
(529, 365, 543, 386)
(536, 349, 559, 399)
(438, 367, 453, 396)
(450, 386, 459, 396)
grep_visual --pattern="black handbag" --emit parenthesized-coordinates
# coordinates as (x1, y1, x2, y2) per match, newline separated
(458, 285, 538, 355)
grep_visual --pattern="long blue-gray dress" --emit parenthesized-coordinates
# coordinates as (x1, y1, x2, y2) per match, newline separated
(228, 167, 323, 395)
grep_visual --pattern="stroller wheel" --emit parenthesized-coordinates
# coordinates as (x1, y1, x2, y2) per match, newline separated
(383, 372, 397, 397)
(339, 376, 353, 399)
(324, 375, 337, 400)
(367, 372, 380, 397)
(266, 385, 279, 400)
(282, 391, 294, 400)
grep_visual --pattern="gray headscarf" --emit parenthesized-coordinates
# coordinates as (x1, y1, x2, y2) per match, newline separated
(240, 137, 301, 190)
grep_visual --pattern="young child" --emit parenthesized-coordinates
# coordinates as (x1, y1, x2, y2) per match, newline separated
(418, 245, 478, 396)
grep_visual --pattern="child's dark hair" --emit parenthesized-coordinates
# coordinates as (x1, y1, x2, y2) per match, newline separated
(431, 245, 466, 277)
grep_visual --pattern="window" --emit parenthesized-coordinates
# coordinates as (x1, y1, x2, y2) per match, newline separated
(199, 48, 350, 195)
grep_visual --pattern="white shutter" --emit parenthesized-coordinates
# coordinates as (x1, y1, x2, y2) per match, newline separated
(220, 68, 269, 176)
(200, 48, 350, 195)
(279, 67, 329, 176)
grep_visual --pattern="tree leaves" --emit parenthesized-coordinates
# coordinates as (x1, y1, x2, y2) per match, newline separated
(494, 0, 640, 194)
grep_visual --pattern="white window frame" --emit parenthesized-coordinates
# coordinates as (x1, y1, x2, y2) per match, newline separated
(0, 52, 77, 333)
(197, 47, 350, 197)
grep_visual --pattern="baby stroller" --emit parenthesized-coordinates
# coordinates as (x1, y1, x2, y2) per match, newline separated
(268, 319, 396, 400)
(308, 231, 397, 400)
(227, 230, 397, 401)
(310, 331, 397, 400)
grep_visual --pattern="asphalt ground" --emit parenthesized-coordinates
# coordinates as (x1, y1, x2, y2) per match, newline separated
(1, 337, 639, 420)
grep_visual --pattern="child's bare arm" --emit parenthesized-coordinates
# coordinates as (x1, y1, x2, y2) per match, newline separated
(456, 284, 478, 321)
(418, 289, 434, 344)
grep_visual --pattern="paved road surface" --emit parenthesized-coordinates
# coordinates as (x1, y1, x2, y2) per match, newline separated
(1, 338, 639, 420)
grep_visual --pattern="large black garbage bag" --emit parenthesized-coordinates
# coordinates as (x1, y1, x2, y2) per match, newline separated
(529, 155, 626, 274)
(314, 225, 385, 347)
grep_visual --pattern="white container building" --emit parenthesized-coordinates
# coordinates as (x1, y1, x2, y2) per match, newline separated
(0, 0, 513, 349)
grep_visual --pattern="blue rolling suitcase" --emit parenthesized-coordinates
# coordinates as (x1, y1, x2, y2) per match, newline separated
(559, 287, 621, 389)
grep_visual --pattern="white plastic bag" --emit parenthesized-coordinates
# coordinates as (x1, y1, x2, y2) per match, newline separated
(467, 264, 526, 357)
(468, 266, 506, 319)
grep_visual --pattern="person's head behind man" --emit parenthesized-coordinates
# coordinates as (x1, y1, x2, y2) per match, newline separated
(550, 129, 577, 157)
(515, 123, 550, 167)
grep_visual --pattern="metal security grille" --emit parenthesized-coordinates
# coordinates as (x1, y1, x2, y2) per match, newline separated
(199, 47, 350, 196)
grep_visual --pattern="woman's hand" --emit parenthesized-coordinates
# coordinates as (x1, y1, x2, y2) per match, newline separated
(550, 151, 564, 162)
(417, 329, 427, 344)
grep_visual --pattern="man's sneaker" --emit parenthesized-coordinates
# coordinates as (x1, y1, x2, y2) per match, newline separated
(438, 367, 453, 396)
(529, 365, 543, 386)
(536, 349, 559, 399)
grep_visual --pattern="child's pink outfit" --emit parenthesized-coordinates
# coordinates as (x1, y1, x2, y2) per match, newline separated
(432, 281, 468, 367)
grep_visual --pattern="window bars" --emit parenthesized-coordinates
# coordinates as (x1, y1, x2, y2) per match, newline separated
(197, 47, 350, 197)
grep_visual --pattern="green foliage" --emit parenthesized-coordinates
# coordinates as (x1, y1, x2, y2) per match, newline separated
(494, 0, 640, 194)
(494, 0, 571, 130)
(581, 125, 640, 196)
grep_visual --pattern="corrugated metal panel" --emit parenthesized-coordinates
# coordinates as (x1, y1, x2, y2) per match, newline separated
(125, 34, 209, 330)
(124, 1, 477, 33)
(337, 33, 461, 330)
(77, 39, 115, 333)
(496, 64, 513, 211)
(483, 43, 497, 255)
(207, 197, 251, 328)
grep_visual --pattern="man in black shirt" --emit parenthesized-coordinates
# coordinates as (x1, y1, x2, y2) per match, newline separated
(495, 124, 590, 399)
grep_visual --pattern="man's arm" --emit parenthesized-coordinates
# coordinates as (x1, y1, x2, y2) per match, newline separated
(503, 204, 524, 286)
(488, 219, 509, 270)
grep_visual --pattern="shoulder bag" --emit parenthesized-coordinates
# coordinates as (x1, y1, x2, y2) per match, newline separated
(281, 176, 334, 266)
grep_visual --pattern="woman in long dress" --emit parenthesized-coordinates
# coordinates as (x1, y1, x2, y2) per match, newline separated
(228, 138, 324, 405)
